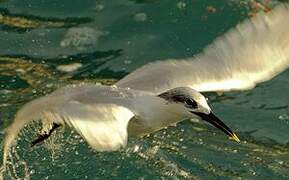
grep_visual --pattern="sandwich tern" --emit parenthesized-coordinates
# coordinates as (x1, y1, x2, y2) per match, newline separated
(2, 4, 289, 168)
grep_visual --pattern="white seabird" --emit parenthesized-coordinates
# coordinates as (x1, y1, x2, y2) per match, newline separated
(2, 4, 289, 168)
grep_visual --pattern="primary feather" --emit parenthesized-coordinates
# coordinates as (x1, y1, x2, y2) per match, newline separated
(116, 4, 289, 93)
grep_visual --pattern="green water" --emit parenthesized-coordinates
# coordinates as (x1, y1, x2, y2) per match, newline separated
(0, 0, 289, 179)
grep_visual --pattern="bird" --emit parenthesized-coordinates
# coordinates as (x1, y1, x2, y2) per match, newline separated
(2, 3, 289, 168)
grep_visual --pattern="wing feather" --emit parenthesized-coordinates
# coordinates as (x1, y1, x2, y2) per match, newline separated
(3, 85, 135, 166)
(116, 4, 289, 93)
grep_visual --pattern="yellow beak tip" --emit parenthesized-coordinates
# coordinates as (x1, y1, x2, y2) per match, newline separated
(229, 133, 241, 143)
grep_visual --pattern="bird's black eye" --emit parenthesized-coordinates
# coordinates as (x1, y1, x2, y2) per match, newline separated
(185, 99, 197, 108)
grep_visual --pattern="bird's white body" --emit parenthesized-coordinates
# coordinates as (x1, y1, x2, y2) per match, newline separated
(2, 3, 289, 170)
(49, 84, 191, 137)
(3, 84, 192, 161)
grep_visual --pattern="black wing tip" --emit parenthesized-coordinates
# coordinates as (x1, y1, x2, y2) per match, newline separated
(31, 123, 61, 147)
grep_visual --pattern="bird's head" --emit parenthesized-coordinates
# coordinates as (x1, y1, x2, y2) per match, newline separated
(158, 87, 240, 142)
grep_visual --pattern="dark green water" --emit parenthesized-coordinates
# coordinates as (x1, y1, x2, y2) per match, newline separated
(0, 0, 289, 179)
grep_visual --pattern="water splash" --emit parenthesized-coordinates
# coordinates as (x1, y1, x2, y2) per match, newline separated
(60, 27, 108, 51)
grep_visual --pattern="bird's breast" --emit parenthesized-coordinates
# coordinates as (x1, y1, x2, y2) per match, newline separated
(127, 102, 189, 137)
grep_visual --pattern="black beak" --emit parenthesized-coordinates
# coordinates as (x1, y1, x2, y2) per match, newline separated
(193, 112, 240, 142)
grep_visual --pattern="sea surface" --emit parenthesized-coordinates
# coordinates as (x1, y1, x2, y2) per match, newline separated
(0, 0, 289, 179)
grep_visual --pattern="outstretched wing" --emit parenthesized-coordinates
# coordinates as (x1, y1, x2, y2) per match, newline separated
(3, 85, 135, 166)
(116, 4, 289, 94)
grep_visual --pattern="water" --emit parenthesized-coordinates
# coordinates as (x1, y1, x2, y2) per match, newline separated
(0, 0, 289, 179)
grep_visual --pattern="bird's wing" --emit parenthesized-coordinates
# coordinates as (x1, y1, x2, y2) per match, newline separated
(116, 4, 289, 94)
(3, 84, 135, 166)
